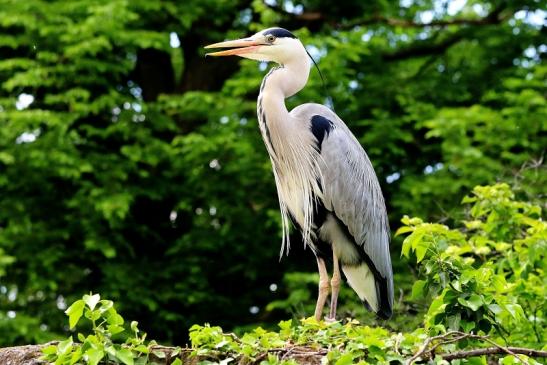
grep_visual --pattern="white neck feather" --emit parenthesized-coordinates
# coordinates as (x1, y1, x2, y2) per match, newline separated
(257, 57, 323, 257)
(265, 57, 311, 99)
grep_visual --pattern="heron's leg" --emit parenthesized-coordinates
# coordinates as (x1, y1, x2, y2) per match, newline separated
(328, 251, 341, 320)
(314, 257, 330, 321)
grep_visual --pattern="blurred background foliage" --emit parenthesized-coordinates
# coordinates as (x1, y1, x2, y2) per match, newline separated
(0, 0, 544, 346)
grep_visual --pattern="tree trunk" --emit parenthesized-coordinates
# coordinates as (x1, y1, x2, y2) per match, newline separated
(0, 343, 52, 365)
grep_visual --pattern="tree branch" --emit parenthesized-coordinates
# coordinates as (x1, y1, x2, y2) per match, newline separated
(264, 2, 512, 62)
(441, 347, 547, 361)
(408, 331, 547, 364)
(344, 3, 509, 29)
(263, 1, 510, 30)
(1, 340, 546, 365)
(382, 31, 465, 61)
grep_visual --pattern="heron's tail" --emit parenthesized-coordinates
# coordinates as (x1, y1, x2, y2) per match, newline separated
(342, 262, 393, 319)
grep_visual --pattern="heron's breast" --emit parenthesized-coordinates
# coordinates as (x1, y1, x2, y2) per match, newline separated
(276, 176, 307, 226)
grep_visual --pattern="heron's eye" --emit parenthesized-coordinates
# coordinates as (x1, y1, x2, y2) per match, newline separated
(266, 35, 276, 44)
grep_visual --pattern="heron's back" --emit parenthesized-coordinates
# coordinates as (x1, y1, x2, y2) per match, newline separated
(290, 103, 394, 319)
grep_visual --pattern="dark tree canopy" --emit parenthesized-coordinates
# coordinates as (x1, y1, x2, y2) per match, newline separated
(0, 0, 545, 345)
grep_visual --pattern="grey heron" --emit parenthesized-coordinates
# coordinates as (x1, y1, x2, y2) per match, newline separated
(205, 28, 393, 321)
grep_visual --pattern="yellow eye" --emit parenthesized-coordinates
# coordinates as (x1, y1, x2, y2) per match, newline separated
(266, 35, 276, 43)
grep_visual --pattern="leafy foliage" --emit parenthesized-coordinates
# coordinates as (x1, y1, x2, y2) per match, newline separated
(42, 293, 161, 365)
(44, 185, 546, 364)
(398, 183, 545, 345)
(185, 184, 546, 364)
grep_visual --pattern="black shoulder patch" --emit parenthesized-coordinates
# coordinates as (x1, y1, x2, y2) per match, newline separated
(263, 27, 297, 39)
(310, 115, 334, 150)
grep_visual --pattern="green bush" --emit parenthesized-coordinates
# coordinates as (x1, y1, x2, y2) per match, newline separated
(47, 184, 546, 364)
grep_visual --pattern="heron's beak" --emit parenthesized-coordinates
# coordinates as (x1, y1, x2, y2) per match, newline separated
(204, 38, 262, 57)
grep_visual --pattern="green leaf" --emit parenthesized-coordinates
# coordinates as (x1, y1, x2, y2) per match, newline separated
(488, 304, 502, 315)
(57, 336, 74, 356)
(41, 345, 57, 356)
(411, 280, 427, 300)
(135, 358, 148, 365)
(501, 355, 521, 364)
(114, 348, 134, 365)
(83, 293, 101, 310)
(461, 320, 476, 332)
(446, 314, 461, 331)
(427, 294, 447, 319)
(65, 300, 85, 329)
(85, 348, 104, 365)
(401, 238, 412, 258)
(107, 324, 125, 335)
(334, 353, 354, 365)
(415, 241, 428, 263)
(152, 350, 166, 359)
(461, 195, 477, 204)
(134, 345, 149, 354)
(394, 225, 414, 236)
(458, 294, 482, 311)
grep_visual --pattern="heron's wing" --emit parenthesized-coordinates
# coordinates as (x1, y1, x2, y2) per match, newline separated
(314, 114, 393, 292)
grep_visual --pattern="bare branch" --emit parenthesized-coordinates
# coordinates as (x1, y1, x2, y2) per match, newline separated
(407, 331, 547, 364)
(382, 32, 464, 61)
(1, 339, 546, 365)
(441, 347, 547, 361)
(263, 1, 511, 30)
(263, 2, 513, 62)
(344, 3, 509, 29)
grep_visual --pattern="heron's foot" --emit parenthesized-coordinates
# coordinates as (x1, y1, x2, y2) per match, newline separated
(329, 275, 341, 320)
(314, 258, 330, 321)
(314, 280, 330, 321)
(324, 315, 338, 323)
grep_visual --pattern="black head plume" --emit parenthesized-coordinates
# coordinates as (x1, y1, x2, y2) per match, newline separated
(305, 48, 335, 111)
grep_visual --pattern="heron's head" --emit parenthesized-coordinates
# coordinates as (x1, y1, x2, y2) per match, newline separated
(205, 28, 307, 65)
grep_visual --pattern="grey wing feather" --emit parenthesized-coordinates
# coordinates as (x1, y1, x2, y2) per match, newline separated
(322, 123, 393, 310)
(292, 104, 393, 306)
(321, 126, 391, 270)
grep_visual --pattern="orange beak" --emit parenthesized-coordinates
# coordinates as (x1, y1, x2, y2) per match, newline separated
(204, 38, 262, 57)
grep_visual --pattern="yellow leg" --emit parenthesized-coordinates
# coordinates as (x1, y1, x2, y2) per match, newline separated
(328, 251, 341, 320)
(314, 257, 330, 321)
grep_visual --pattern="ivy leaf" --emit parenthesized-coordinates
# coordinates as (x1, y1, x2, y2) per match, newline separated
(458, 294, 482, 311)
(334, 353, 354, 365)
(402, 231, 424, 258)
(115, 347, 135, 365)
(85, 348, 104, 365)
(415, 241, 429, 263)
(107, 324, 125, 335)
(41, 345, 57, 356)
(411, 280, 427, 300)
(394, 225, 414, 236)
(57, 336, 74, 356)
(65, 300, 85, 329)
(83, 293, 101, 311)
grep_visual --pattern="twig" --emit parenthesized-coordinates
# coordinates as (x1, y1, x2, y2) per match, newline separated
(407, 331, 462, 364)
(441, 347, 547, 361)
(263, 1, 511, 30)
(406, 331, 543, 364)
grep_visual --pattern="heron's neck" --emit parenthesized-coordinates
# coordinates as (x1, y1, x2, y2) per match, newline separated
(258, 59, 310, 130)
(257, 58, 310, 159)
